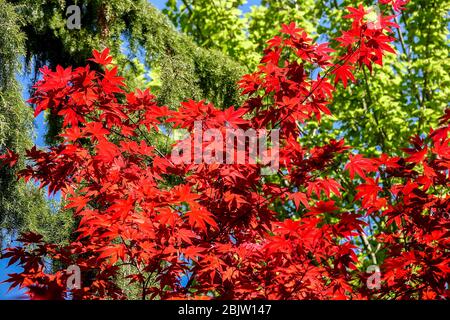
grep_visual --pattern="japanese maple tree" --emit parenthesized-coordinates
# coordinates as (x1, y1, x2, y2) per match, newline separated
(1, 0, 448, 300)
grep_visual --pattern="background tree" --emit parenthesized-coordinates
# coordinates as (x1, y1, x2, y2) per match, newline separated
(164, 0, 450, 154)
(11, 0, 245, 143)
(0, 0, 72, 246)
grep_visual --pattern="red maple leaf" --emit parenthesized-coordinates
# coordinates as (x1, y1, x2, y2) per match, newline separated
(89, 48, 113, 66)
(332, 64, 356, 88)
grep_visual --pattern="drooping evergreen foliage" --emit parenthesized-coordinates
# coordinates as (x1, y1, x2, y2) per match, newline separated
(14, 0, 244, 143)
(0, 0, 73, 245)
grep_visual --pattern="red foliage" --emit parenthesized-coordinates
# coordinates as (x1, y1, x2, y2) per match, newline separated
(1, 2, 448, 300)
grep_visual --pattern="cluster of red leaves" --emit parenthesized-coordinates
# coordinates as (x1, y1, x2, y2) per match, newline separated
(350, 122, 450, 299)
(1, 2, 448, 300)
(379, 0, 410, 12)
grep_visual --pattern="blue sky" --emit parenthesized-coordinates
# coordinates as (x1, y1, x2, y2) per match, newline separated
(0, 256, 26, 299)
(0, 233, 26, 299)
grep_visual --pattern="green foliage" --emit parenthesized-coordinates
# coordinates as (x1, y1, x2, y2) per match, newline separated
(165, 0, 318, 69)
(163, 0, 450, 155)
(0, 0, 72, 245)
(303, 0, 450, 155)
